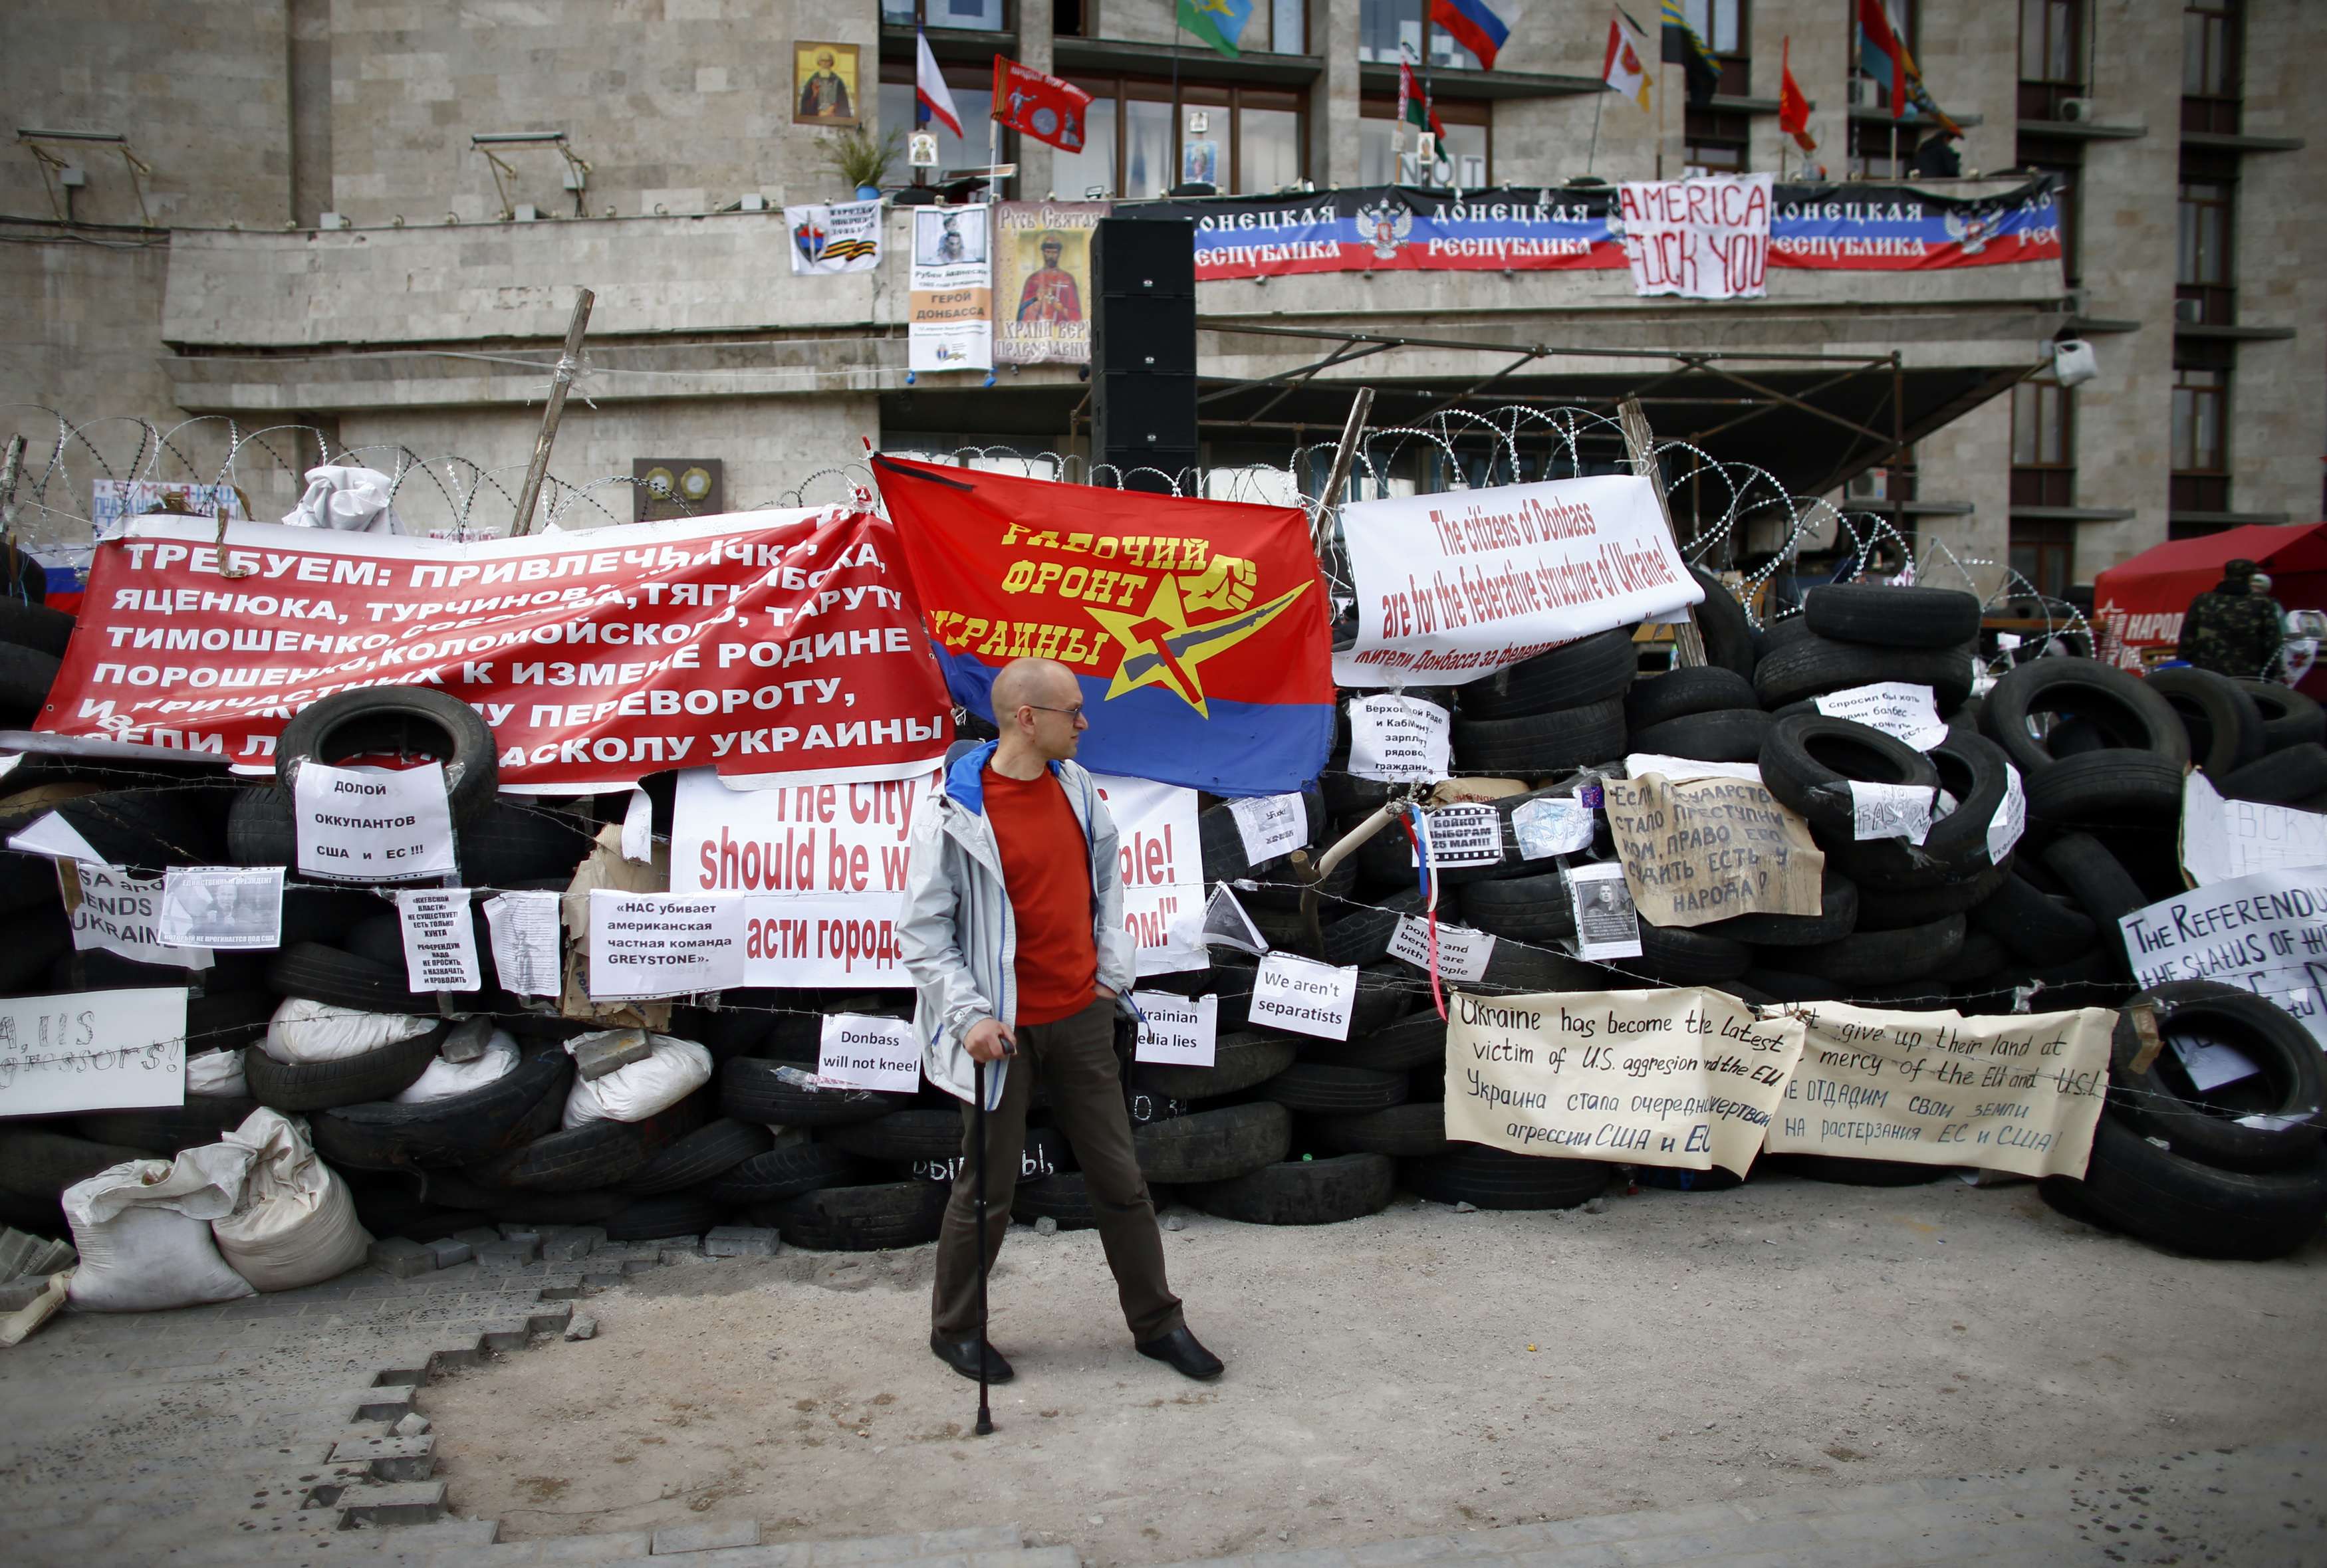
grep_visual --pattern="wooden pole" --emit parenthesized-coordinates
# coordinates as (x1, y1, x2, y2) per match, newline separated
(1618, 394, 1707, 667)
(1312, 386, 1376, 558)
(511, 287, 595, 536)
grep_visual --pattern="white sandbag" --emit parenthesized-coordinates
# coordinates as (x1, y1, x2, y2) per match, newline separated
(281, 463, 404, 534)
(562, 1034, 713, 1128)
(211, 1109, 372, 1292)
(263, 998, 435, 1065)
(63, 1147, 257, 1313)
(185, 1047, 248, 1099)
(391, 1029, 520, 1105)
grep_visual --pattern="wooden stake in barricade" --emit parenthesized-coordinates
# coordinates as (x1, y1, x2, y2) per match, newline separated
(1294, 387, 1380, 952)
(1618, 394, 1707, 669)
(511, 287, 596, 537)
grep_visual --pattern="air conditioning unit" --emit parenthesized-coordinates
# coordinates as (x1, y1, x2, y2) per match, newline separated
(512, 203, 541, 221)
(2173, 297, 2205, 324)
(2059, 97, 2097, 122)
(317, 211, 351, 230)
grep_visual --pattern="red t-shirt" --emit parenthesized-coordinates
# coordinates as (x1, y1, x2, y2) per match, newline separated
(983, 764, 1098, 1026)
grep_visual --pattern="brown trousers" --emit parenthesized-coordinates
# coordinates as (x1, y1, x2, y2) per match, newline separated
(929, 995, 1185, 1343)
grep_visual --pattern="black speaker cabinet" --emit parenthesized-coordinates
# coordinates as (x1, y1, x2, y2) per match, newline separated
(1092, 219, 1195, 298)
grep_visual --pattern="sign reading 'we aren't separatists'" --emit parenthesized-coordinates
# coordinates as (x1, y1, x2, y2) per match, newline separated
(1444, 988, 1804, 1177)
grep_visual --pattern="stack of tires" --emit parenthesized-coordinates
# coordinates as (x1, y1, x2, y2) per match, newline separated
(2040, 980, 2327, 1258)
(0, 586, 70, 730)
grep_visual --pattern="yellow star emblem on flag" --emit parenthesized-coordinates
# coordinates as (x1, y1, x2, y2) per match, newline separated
(1084, 573, 1313, 718)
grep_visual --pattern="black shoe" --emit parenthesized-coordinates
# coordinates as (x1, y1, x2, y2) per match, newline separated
(929, 1332, 1015, 1383)
(1136, 1326, 1223, 1381)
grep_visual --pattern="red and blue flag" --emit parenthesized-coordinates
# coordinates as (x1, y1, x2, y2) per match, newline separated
(874, 455, 1334, 796)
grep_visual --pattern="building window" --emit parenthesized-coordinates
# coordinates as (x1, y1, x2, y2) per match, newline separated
(1685, 0, 1751, 96)
(2182, 0, 2241, 134)
(885, 0, 1009, 30)
(1358, 0, 1480, 70)
(2176, 164, 2235, 326)
(1272, 0, 1307, 55)
(2009, 520, 2074, 600)
(2171, 358, 2231, 514)
(2011, 375, 2074, 508)
(2017, 0, 2083, 119)
(1847, 118, 1940, 180)
(2017, 138, 2082, 283)
(1029, 80, 1308, 199)
(1359, 98, 1489, 187)
(1684, 109, 1750, 175)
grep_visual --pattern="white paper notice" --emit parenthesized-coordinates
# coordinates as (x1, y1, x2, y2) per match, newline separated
(1618, 173, 1773, 300)
(1624, 753, 1765, 786)
(1388, 915, 1495, 982)
(1848, 780, 1935, 845)
(9, 810, 108, 864)
(1988, 764, 2027, 866)
(1132, 991, 1219, 1067)
(1568, 861, 1644, 961)
(1346, 695, 1453, 783)
(2181, 770, 2327, 887)
(68, 863, 211, 968)
(1511, 796, 1594, 859)
(1249, 952, 1359, 1041)
(292, 760, 457, 883)
(588, 891, 745, 1000)
(816, 1012, 921, 1093)
(0, 986, 187, 1116)
(620, 787, 654, 863)
(1413, 802, 1501, 869)
(1198, 883, 1270, 954)
(2169, 1028, 2261, 1093)
(2119, 867, 2327, 1046)
(1092, 774, 1206, 976)
(396, 889, 482, 992)
(156, 867, 283, 951)
(1813, 683, 1949, 751)
(1228, 792, 1307, 866)
(484, 890, 563, 998)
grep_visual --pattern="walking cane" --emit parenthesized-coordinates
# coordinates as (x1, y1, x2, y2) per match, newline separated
(973, 1056, 995, 1436)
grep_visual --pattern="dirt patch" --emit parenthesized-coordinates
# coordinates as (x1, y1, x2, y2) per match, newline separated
(422, 1176, 2327, 1564)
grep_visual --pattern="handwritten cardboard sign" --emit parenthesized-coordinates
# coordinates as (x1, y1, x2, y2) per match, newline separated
(2118, 868, 2327, 1046)
(0, 987, 188, 1116)
(1443, 987, 1804, 1176)
(1602, 769, 1824, 929)
(1765, 1000, 2113, 1178)
(2181, 771, 2327, 887)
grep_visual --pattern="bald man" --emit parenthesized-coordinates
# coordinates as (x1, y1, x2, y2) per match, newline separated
(899, 657, 1222, 1385)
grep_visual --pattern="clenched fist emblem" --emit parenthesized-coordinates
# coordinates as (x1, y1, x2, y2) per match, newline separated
(1179, 555, 1257, 614)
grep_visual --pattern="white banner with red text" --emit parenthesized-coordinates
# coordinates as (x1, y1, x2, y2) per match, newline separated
(37, 509, 953, 792)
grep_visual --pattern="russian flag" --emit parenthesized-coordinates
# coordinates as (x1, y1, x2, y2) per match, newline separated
(1431, 0, 1510, 70)
(874, 455, 1336, 796)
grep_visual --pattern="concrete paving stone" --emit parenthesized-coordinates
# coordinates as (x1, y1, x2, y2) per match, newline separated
(453, 1226, 501, 1246)
(336, 1478, 448, 1525)
(1494, 1547, 1629, 1568)
(653, 1519, 764, 1553)
(701, 1225, 781, 1257)
(329, 1432, 437, 1481)
(466, 1531, 656, 1563)
(541, 1225, 608, 1261)
(427, 1238, 476, 1268)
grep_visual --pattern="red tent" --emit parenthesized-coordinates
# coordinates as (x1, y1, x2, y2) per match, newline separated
(2092, 522, 2327, 699)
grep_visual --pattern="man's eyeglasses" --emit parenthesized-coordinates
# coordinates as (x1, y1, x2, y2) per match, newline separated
(1023, 703, 1084, 721)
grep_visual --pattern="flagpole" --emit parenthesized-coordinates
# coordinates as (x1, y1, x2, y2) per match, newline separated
(1419, 0, 1433, 189)
(1587, 88, 1603, 177)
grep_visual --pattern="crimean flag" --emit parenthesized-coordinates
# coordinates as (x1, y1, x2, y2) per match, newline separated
(874, 455, 1334, 795)
(1602, 7, 1653, 111)
(916, 31, 963, 138)
(1778, 37, 1816, 152)
(1430, 0, 1510, 71)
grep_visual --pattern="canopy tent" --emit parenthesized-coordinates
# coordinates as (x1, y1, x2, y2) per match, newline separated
(2093, 522, 2327, 698)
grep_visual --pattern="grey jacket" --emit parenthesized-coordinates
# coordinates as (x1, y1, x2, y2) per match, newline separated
(898, 740, 1138, 1109)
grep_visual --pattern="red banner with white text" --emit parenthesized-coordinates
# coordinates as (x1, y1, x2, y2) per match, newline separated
(36, 509, 954, 792)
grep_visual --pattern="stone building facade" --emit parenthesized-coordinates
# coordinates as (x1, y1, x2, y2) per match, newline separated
(1, 0, 2316, 602)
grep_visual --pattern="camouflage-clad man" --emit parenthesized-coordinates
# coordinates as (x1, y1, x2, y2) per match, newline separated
(2177, 558, 2286, 681)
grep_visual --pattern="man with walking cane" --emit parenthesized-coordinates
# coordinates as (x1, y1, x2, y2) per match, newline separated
(900, 656, 1223, 1401)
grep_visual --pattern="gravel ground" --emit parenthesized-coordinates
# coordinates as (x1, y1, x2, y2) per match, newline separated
(422, 1171, 2327, 1564)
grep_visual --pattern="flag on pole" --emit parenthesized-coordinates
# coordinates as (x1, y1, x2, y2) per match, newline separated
(1398, 55, 1447, 140)
(916, 31, 963, 138)
(1177, 0, 1254, 58)
(1429, 0, 1511, 71)
(1657, 0, 1721, 107)
(1602, 7, 1654, 111)
(1855, 0, 1961, 132)
(1778, 37, 1816, 151)
(991, 56, 1092, 152)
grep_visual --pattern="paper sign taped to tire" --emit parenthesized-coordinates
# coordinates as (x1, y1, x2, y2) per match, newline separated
(587, 891, 747, 1000)
(1763, 1000, 2113, 1178)
(1602, 770, 1823, 928)
(292, 761, 455, 883)
(0, 987, 188, 1116)
(1443, 988, 1804, 1175)
(36, 508, 953, 791)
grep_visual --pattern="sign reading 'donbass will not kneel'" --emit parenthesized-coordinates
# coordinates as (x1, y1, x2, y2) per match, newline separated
(818, 1012, 922, 1093)
(291, 760, 456, 883)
